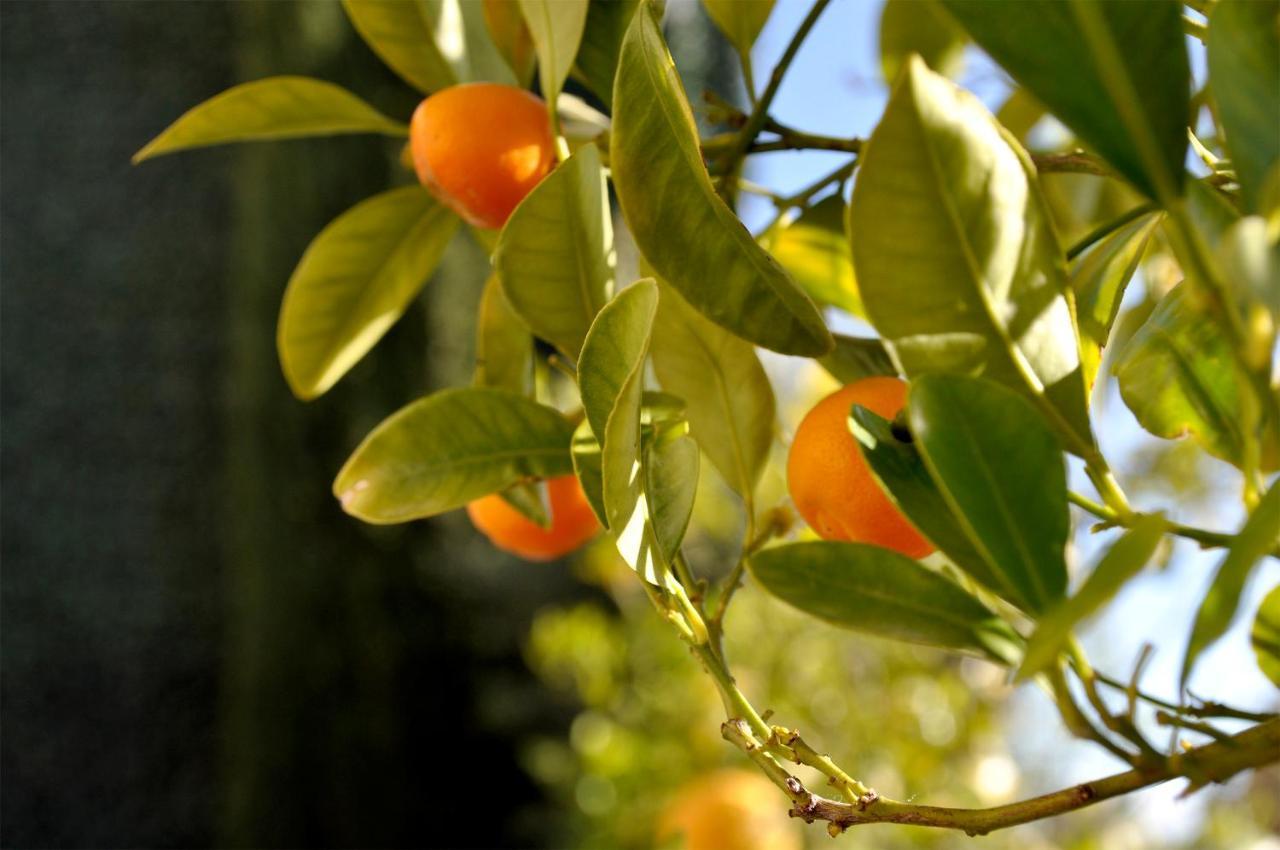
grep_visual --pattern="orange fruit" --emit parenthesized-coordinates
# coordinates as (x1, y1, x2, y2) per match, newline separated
(409, 82, 556, 229)
(466, 475, 599, 561)
(787, 377, 934, 559)
(657, 769, 801, 850)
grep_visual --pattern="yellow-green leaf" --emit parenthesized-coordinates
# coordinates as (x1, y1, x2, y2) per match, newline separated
(474, 274, 534, 394)
(819, 335, 897, 385)
(702, 0, 775, 59)
(611, 5, 832, 357)
(1252, 584, 1280, 688)
(133, 76, 406, 163)
(879, 0, 964, 83)
(763, 195, 863, 318)
(278, 187, 459, 400)
(519, 0, 589, 114)
(575, 0, 641, 108)
(483, 0, 538, 87)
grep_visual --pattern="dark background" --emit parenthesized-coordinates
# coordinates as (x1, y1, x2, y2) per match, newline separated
(0, 2, 613, 846)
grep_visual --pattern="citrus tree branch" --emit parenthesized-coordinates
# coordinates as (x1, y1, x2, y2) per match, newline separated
(1067, 490, 1280, 559)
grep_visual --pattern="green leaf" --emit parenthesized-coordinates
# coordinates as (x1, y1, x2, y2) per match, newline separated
(650, 283, 775, 500)
(1208, 0, 1280, 214)
(750, 541, 1024, 665)
(343, 0, 514, 94)
(850, 57, 1093, 454)
(571, 419, 607, 526)
(132, 76, 406, 163)
(1181, 481, 1280, 692)
(995, 88, 1046, 142)
(1252, 584, 1280, 688)
(333, 387, 575, 524)
(474, 274, 534, 395)
(940, 0, 1189, 201)
(1072, 211, 1161, 386)
(482, 0, 538, 87)
(1018, 514, 1167, 679)
(574, 0, 640, 108)
(1217, 216, 1280, 324)
(611, 6, 832, 357)
(643, 429, 700, 565)
(763, 195, 863, 318)
(879, 0, 965, 83)
(494, 144, 614, 359)
(1113, 282, 1259, 470)
(850, 406, 1009, 607)
(909, 374, 1070, 614)
(818, 335, 897, 385)
(498, 480, 551, 529)
(578, 280, 659, 446)
(702, 0, 775, 60)
(519, 0, 590, 112)
(278, 187, 459, 399)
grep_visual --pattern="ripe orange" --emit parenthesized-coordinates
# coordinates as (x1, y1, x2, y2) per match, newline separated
(466, 475, 599, 561)
(657, 769, 801, 850)
(409, 82, 555, 229)
(787, 377, 934, 559)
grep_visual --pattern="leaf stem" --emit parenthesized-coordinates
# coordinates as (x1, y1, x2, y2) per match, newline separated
(1065, 203, 1159, 261)
(1067, 489, 1280, 557)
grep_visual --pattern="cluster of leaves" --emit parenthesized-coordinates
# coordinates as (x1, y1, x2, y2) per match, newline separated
(137, 0, 1279, 834)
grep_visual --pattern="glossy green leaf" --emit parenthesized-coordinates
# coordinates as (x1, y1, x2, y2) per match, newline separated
(1113, 282, 1257, 469)
(483, 0, 537, 86)
(333, 388, 575, 524)
(1018, 514, 1167, 679)
(574, 0, 640, 108)
(750, 541, 1024, 665)
(474, 274, 533, 394)
(850, 406, 1011, 608)
(702, 0, 775, 60)
(278, 187, 459, 399)
(1251, 584, 1280, 688)
(1181, 482, 1280, 692)
(940, 0, 1189, 201)
(611, 6, 832, 357)
(851, 57, 1093, 454)
(343, 0, 514, 93)
(763, 195, 863, 318)
(643, 429, 700, 565)
(571, 419, 607, 526)
(494, 144, 614, 358)
(1209, 0, 1280, 213)
(818, 335, 897, 385)
(879, 0, 965, 83)
(499, 480, 551, 528)
(520, 0, 589, 112)
(578, 280, 659, 445)
(133, 77, 406, 162)
(650, 283, 775, 500)
(909, 374, 1070, 614)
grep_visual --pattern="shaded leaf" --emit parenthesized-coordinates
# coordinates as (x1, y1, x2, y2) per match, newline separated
(879, 0, 965, 83)
(940, 0, 1189, 201)
(494, 144, 614, 359)
(702, 0, 775, 60)
(578, 280, 659, 445)
(1208, 0, 1280, 214)
(474, 274, 534, 394)
(750, 541, 1024, 665)
(763, 195, 863, 318)
(851, 57, 1092, 454)
(1019, 514, 1167, 679)
(909, 374, 1070, 614)
(520, 0, 590, 112)
(499, 479, 551, 529)
(571, 419, 607, 526)
(995, 88, 1046, 142)
(1181, 482, 1280, 692)
(133, 76, 406, 162)
(483, 0, 538, 86)
(1252, 584, 1280, 688)
(574, 0, 640, 108)
(650, 283, 775, 499)
(643, 429, 700, 564)
(334, 388, 575, 524)
(278, 187, 459, 399)
(818, 335, 897, 385)
(611, 5, 832, 357)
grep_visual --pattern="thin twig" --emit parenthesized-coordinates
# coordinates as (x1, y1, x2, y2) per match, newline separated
(1065, 203, 1160, 261)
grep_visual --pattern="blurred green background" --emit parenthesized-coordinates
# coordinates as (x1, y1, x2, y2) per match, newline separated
(2, 2, 1277, 849)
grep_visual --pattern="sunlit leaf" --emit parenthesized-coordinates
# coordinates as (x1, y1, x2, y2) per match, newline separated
(574, 0, 640, 108)
(995, 88, 1046, 142)
(650, 283, 775, 500)
(909, 375, 1070, 614)
(763, 195, 863, 319)
(1018, 514, 1167, 679)
(940, 0, 1189, 201)
(1208, 0, 1280, 214)
(578, 280, 658, 446)
(133, 77, 406, 162)
(1252, 584, 1280, 688)
(494, 144, 614, 359)
(483, 0, 537, 86)
(474, 274, 533, 395)
(644, 429, 699, 564)
(702, 0, 775, 61)
(571, 419, 606, 526)
(611, 5, 832, 357)
(1181, 482, 1280, 692)
(519, 0, 590, 114)
(333, 388, 575, 524)
(879, 0, 964, 83)
(278, 187, 459, 399)
(818, 335, 897, 385)
(851, 57, 1092, 454)
(750, 541, 1024, 665)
